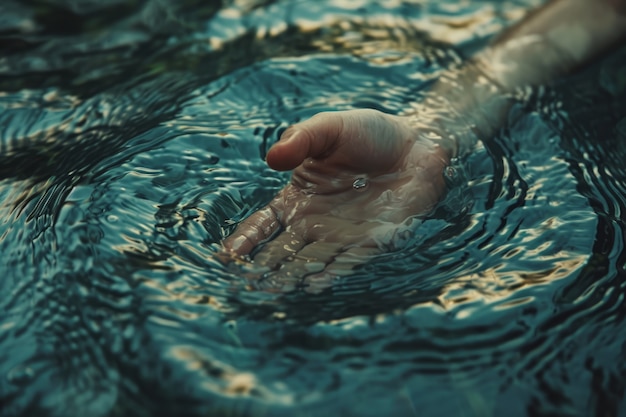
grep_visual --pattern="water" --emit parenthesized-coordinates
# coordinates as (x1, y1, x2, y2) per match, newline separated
(1, 0, 625, 416)
(352, 177, 369, 191)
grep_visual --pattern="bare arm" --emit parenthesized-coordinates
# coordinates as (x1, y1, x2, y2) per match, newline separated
(419, 0, 626, 158)
(484, 0, 626, 89)
(221, 0, 626, 288)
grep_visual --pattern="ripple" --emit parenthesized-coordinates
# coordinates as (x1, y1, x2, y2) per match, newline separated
(1, 0, 626, 416)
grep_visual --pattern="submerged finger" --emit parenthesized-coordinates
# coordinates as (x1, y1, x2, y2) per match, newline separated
(256, 241, 344, 291)
(222, 206, 280, 256)
(276, 241, 346, 279)
(251, 229, 306, 268)
(303, 246, 380, 293)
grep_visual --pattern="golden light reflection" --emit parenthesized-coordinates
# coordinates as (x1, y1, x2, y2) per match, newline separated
(435, 255, 588, 316)
(139, 272, 232, 314)
(170, 346, 258, 395)
(168, 346, 297, 403)
(295, 3, 516, 56)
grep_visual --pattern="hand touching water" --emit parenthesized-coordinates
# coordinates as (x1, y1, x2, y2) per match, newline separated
(222, 109, 451, 291)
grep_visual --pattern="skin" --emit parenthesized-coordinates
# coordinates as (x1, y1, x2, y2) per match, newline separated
(221, 0, 626, 291)
(222, 110, 449, 291)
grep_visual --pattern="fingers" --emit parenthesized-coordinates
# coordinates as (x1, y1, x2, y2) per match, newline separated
(267, 109, 413, 175)
(256, 243, 379, 292)
(256, 241, 343, 291)
(266, 112, 345, 171)
(302, 247, 379, 293)
(251, 229, 306, 268)
(221, 206, 281, 256)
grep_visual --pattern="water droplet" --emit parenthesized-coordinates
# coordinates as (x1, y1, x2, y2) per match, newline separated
(443, 163, 464, 188)
(444, 166, 457, 179)
(352, 177, 369, 191)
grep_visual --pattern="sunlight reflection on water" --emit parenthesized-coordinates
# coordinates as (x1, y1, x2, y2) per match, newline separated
(0, 1, 625, 416)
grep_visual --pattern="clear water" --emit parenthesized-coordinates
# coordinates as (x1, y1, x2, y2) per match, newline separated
(1, 1, 625, 416)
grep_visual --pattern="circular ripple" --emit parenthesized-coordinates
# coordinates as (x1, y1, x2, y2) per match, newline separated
(0, 1, 624, 417)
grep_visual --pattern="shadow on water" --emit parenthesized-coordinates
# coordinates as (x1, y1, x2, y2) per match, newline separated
(1, 1, 626, 416)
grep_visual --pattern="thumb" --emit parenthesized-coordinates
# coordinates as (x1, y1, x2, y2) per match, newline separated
(266, 112, 344, 171)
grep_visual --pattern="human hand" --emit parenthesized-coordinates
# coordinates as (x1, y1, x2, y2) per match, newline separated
(222, 109, 451, 291)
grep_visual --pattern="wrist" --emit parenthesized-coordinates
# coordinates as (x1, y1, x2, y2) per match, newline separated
(404, 108, 475, 161)
(404, 60, 509, 161)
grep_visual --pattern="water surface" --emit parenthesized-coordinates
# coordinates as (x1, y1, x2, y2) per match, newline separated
(1, 1, 625, 416)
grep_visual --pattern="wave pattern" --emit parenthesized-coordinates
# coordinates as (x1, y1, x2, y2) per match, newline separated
(0, 0, 625, 416)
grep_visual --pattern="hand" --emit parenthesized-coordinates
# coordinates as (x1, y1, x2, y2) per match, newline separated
(222, 109, 451, 291)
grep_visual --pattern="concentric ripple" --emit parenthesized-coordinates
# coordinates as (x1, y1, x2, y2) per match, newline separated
(1, 1, 625, 416)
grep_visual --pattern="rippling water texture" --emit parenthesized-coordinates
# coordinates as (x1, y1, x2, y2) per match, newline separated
(1, 1, 626, 416)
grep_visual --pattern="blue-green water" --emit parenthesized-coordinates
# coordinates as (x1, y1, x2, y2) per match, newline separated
(1, 1, 625, 416)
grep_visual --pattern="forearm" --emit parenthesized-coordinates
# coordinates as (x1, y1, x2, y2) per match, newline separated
(411, 0, 626, 158)
(479, 0, 626, 90)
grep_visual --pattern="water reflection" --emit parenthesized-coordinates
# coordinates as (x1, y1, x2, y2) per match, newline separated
(1, 0, 625, 416)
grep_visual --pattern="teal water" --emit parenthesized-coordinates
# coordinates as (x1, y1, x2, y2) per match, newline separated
(1, 1, 625, 416)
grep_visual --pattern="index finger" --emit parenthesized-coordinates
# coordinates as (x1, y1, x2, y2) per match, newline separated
(221, 206, 281, 256)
